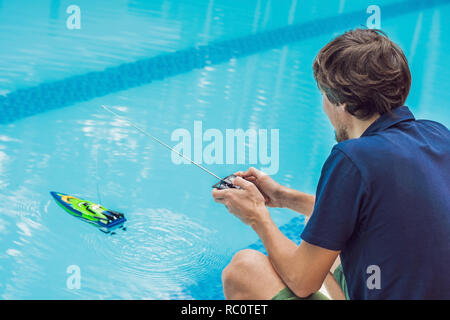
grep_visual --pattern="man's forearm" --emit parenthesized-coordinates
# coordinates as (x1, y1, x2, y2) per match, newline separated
(280, 187, 316, 216)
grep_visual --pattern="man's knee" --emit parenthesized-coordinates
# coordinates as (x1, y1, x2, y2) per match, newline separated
(223, 249, 263, 277)
(222, 249, 266, 298)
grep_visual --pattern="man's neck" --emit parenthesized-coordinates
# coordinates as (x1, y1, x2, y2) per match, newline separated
(348, 113, 380, 139)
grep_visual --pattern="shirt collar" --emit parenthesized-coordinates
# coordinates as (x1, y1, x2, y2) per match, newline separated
(361, 106, 415, 137)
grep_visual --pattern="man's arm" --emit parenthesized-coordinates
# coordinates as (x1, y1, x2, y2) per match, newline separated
(213, 177, 339, 298)
(235, 167, 316, 216)
(252, 216, 340, 298)
(279, 187, 316, 216)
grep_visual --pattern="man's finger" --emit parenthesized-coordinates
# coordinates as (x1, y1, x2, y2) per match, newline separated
(242, 167, 265, 179)
(234, 171, 256, 182)
(245, 176, 257, 182)
(214, 197, 226, 204)
(232, 176, 253, 189)
(212, 188, 230, 199)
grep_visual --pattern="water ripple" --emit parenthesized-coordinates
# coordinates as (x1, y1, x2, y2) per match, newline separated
(78, 207, 226, 298)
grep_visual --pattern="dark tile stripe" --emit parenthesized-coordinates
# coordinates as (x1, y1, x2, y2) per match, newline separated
(0, 0, 448, 124)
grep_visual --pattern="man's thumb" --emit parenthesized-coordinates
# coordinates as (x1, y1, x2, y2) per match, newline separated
(232, 176, 252, 189)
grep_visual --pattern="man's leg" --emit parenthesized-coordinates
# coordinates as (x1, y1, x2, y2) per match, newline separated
(222, 249, 328, 300)
(323, 256, 346, 300)
(222, 249, 286, 300)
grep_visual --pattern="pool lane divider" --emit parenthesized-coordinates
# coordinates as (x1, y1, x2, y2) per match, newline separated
(0, 0, 448, 125)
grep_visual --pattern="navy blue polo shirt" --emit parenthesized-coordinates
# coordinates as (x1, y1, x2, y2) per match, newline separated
(301, 106, 450, 299)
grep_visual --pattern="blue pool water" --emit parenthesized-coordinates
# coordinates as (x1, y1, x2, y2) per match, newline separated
(1, 0, 449, 299)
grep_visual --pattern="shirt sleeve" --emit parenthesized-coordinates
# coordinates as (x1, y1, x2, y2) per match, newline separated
(300, 146, 366, 251)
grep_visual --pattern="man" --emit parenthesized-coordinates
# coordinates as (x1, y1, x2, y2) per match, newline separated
(212, 28, 450, 300)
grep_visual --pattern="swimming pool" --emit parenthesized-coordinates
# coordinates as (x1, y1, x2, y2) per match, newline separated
(1, 0, 449, 299)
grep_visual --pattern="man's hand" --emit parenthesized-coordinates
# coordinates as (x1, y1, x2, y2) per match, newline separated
(212, 176, 270, 227)
(234, 167, 285, 208)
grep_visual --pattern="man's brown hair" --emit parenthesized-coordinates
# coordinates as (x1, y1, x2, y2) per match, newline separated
(313, 28, 411, 119)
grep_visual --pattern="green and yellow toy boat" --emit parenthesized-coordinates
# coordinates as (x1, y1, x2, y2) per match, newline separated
(50, 191, 126, 233)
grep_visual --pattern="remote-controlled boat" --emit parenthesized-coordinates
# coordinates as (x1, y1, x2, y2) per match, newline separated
(50, 191, 126, 233)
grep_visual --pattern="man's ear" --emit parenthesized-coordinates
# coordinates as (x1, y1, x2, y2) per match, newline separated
(337, 102, 347, 112)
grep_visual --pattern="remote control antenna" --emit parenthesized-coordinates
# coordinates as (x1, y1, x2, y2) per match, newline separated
(101, 105, 225, 182)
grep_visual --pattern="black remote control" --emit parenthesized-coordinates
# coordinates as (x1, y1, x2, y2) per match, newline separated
(212, 174, 242, 189)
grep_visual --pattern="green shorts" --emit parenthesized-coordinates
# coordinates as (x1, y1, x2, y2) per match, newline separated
(272, 264, 349, 300)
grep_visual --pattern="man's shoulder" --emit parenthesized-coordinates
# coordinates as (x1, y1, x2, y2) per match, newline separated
(330, 131, 405, 179)
(332, 118, 450, 177)
(331, 137, 381, 167)
(415, 119, 450, 137)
